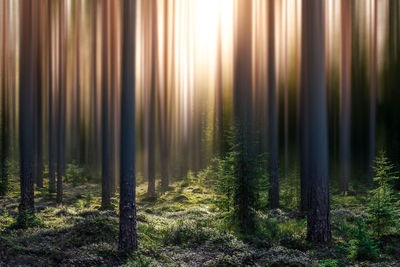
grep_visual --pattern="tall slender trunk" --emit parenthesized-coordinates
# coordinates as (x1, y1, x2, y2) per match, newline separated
(369, 0, 378, 180)
(48, 0, 55, 194)
(0, 0, 9, 196)
(35, 4, 43, 189)
(339, 0, 351, 193)
(160, 0, 170, 190)
(119, 0, 138, 253)
(76, 0, 81, 165)
(267, 0, 279, 209)
(147, 0, 158, 197)
(57, 0, 65, 204)
(302, 0, 331, 243)
(101, 0, 111, 209)
(19, 0, 36, 214)
(234, 0, 255, 231)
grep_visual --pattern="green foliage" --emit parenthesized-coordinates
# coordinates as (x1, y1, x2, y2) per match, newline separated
(318, 258, 339, 267)
(65, 161, 87, 186)
(346, 219, 380, 262)
(0, 160, 9, 196)
(10, 210, 42, 230)
(367, 151, 399, 239)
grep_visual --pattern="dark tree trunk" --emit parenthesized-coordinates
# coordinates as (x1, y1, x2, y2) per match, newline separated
(76, 0, 81, 165)
(234, 0, 255, 232)
(57, 1, 65, 204)
(369, 0, 377, 181)
(147, 0, 158, 198)
(339, 0, 351, 193)
(35, 5, 43, 189)
(48, 0, 55, 194)
(0, 0, 9, 196)
(160, 0, 170, 190)
(101, 0, 111, 209)
(267, 0, 279, 209)
(19, 0, 36, 213)
(302, 0, 331, 243)
(119, 0, 138, 253)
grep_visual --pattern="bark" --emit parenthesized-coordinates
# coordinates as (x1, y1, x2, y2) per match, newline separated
(160, 0, 170, 190)
(148, 0, 158, 197)
(339, 0, 351, 193)
(35, 4, 43, 189)
(19, 0, 36, 213)
(369, 0, 378, 181)
(0, 0, 9, 196)
(302, 0, 331, 243)
(101, 0, 111, 209)
(267, 0, 279, 209)
(57, 1, 65, 204)
(234, 0, 255, 232)
(119, 0, 138, 253)
(76, 0, 81, 165)
(48, 0, 55, 194)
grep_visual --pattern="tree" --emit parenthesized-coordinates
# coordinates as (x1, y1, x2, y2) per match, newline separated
(48, 0, 56, 194)
(101, 0, 111, 209)
(267, 0, 279, 209)
(57, 0, 66, 204)
(35, 3, 43, 189)
(233, 0, 255, 231)
(369, 0, 378, 180)
(160, 0, 170, 191)
(339, 0, 352, 193)
(119, 0, 138, 253)
(302, 0, 331, 243)
(0, 0, 9, 196)
(147, 0, 158, 198)
(19, 0, 36, 214)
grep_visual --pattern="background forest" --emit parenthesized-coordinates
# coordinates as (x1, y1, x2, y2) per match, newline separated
(1, 0, 400, 266)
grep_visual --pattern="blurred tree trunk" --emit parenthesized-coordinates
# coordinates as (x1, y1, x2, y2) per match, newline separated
(148, 0, 158, 198)
(369, 0, 378, 181)
(35, 4, 43, 189)
(160, 0, 170, 190)
(101, 0, 111, 209)
(234, 0, 255, 232)
(339, 0, 351, 193)
(119, 0, 138, 253)
(57, 0, 66, 204)
(48, 0, 56, 194)
(267, 0, 279, 209)
(19, 0, 36, 213)
(0, 0, 9, 196)
(302, 0, 331, 243)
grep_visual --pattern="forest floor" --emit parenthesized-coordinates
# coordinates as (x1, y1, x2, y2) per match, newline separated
(0, 178, 399, 267)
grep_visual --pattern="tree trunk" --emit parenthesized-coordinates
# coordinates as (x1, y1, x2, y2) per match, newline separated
(160, 0, 170, 190)
(101, 0, 111, 209)
(369, 0, 378, 181)
(48, 0, 55, 194)
(339, 0, 351, 193)
(119, 0, 138, 253)
(234, 0, 255, 232)
(302, 0, 331, 243)
(35, 4, 43, 189)
(267, 0, 279, 209)
(0, 0, 9, 196)
(57, 1, 65, 204)
(19, 0, 36, 214)
(148, 0, 158, 198)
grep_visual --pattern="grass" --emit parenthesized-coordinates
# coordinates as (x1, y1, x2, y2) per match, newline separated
(0, 178, 399, 266)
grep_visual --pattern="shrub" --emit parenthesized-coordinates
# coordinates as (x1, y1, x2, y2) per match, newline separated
(65, 161, 87, 186)
(367, 151, 399, 239)
(347, 219, 379, 262)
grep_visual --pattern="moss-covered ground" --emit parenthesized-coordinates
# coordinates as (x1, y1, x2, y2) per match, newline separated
(0, 178, 399, 266)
